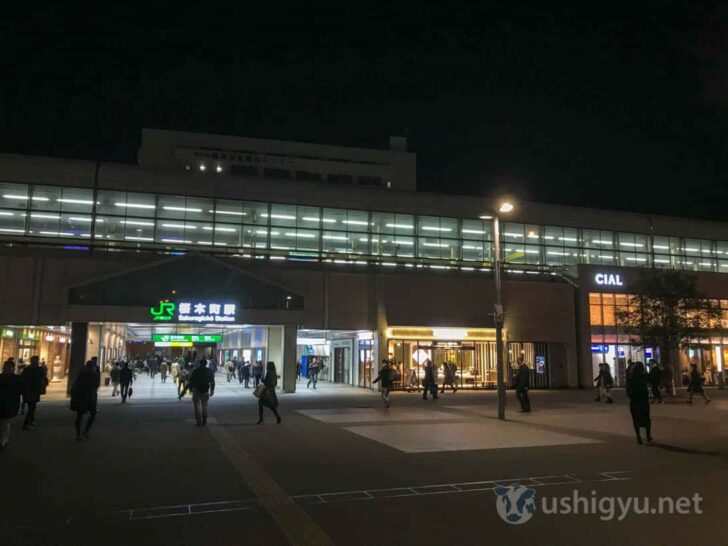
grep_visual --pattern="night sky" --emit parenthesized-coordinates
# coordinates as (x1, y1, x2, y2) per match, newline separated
(3, 3, 728, 220)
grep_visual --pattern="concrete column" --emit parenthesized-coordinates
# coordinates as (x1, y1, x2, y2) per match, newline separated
(67, 322, 88, 395)
(282, 324, 297, 393)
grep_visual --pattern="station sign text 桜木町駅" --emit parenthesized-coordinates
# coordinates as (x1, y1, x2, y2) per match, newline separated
(149, 301, 238, 323)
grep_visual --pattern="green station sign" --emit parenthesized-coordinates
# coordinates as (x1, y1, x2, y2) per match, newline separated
(151, 334, 222, 343)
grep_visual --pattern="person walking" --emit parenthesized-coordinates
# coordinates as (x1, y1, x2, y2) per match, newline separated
(422, 360, 438, 400)
(257, 362, 281, 424)
(662, 362, 676, 397)
(235, 359, 243, 384)
(241, 361, 251, 388)
(109, 362, 121, 396)
(648, 362, 662, 403)
(177, 364, 189, 398)
(306, 360, 320, 389)
(159, 360, 169, 383)
(119, 362, 133, 403)
(593, 363, 604, 401)
(594, 363, 614, 403)
(225, 359, 235, 382)
(20, 356, 47, 430)
(373, 359, 395, 408)
(514, 358, 531, 413)
(253, 360, 263, 388)
(0, 359, 22, 452)
(686, 363, 711, 404)
(626, 361, 652, 444)
(179, 359, 215, 426)
(441, 361, 457, 394)
(70, 359, 100, 441)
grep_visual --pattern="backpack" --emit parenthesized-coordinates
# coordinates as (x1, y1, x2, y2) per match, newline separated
(191, 368, 212, 393)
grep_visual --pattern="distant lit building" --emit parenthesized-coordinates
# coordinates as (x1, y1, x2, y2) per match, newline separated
(0, 128, 726, 393)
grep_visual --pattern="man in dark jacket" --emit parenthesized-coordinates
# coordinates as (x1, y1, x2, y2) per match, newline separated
(0, 359, 22, 451)
(70, 360, 100, 440)
(20, 355, 47, 430)
(514, 359, 531, 413)
(119, 362, 133, 403)
(373, 359, 395, 408)
(179, 359, 215, 426)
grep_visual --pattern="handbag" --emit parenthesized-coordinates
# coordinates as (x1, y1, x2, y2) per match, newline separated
(253, 384, 267, 398)
(128, 386, 133, 398)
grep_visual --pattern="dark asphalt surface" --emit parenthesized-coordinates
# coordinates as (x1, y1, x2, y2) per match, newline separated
(1, 381, 726, 545)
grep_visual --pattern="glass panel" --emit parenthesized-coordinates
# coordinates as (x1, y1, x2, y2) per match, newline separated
(97, 190, 127, 215)
(321, 207, 346, 227)
(393, 236, 415, 258)
(244, 201, 268, 225)
(461, 219, 490, 241)
(561, 227, 578, 247)
(296, 205, 322, 228)
(371, 212, 394, 235)
(212, 198, 245, 221)
(269, 204, 297, 227)
(322, 231, 351, 253)
(59, 187, 96, 213)
(462, 240, 484, 261)
(0, 183, 30, 211)
(343, 209, 370, 232)
(30, 186, 62, 212)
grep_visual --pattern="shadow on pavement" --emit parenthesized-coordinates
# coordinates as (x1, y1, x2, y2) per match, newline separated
(647, 442, 722, 457)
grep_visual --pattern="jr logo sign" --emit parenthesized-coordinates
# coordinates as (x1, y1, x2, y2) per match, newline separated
(149, 301, 175, 322)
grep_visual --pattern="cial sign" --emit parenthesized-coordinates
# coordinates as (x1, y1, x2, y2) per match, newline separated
(594, 273, 624, 287)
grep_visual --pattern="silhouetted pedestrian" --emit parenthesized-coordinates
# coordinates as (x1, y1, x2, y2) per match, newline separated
(686, 364, 710, 404)
(0, 359, 22, 452)
(422, 360, 438, 400)
(514, 358, 531, 412)
(257, 362, 281, 424)
(441, 362, 457, 394)
(307, 360, 320, 389)
(179, 359, 215, 426)
(373, 359, 395, 408)
(626, 362, 652, 444)
(253, 360, 263, 387)
(20, 356, 47, 430)
(119, 362, 133, 403)
(70, 359, 100, 441)
(648, 363, 662, 403)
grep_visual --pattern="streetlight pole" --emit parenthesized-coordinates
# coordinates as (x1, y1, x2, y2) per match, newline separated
(493, 214, 506, 420)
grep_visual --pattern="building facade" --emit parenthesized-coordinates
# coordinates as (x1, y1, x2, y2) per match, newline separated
(0, 130, 726, 392)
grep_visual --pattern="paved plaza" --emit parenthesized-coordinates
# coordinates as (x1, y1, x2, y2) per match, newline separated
(2, 374, 727, 545)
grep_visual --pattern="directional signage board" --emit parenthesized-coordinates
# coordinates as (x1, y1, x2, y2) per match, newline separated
(151, 334, 223, 343)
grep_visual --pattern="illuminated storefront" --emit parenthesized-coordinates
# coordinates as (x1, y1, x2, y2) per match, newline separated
(584, 267, 728, 386)
(385, 327, 549, 390)
(0, 325, 71, 381)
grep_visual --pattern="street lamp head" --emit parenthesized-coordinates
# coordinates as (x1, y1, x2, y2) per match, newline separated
(498, 201, 514, 213)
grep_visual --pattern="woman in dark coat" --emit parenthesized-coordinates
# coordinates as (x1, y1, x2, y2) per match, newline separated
(626, 361, 652, 444)
(70, 360, 100, 441)
(0, 360, 22, 451)
(257, 362, 281, 424)
(686, 364, 711, 404)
